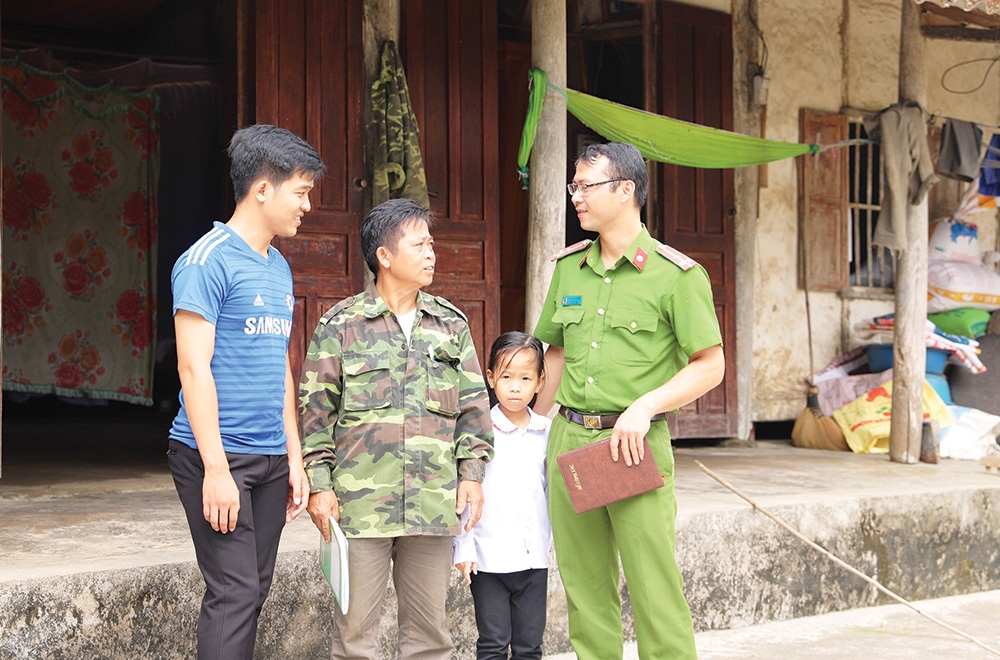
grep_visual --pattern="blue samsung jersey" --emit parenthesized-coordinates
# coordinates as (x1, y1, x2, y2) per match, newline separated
(169, 221, 294, 455)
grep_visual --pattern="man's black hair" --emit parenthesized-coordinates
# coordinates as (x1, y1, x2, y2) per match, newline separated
(360, 198, 435, 278)
(576, 141, 648, 209)
(228, 124, 325, 202)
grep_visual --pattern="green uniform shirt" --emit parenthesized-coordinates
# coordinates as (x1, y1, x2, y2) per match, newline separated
(299, 282, 494, 538)
(533, 226, 722, 415)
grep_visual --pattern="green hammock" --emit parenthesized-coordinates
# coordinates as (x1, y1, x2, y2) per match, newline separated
(517, 68, 818, 184)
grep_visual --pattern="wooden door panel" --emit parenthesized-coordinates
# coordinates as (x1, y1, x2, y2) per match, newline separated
(661, 3, 738, 439)
(255, 0, 365, 379)
(402, 0, 499, 368)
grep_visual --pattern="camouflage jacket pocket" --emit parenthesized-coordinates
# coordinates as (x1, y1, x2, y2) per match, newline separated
(342, 351, 392, 412)
(425, 344, 461, 417)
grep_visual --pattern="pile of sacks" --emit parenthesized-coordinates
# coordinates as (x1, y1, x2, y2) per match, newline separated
(924, 218, 1000, 459)
(799, 218, 1000, 458)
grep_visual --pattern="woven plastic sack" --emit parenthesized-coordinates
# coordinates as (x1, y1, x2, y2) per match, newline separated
(927, 260, 1000, 313)
(928, 218, 979, 263)
(832, 379, 955, 453)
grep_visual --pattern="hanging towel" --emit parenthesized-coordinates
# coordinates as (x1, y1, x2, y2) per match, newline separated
(864, 103, 938, 253)
(937, 118, 982, 182)
(370, 40, 429, 207)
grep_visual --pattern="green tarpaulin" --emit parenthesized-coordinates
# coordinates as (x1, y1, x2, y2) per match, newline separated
(518, 68, 818, 182)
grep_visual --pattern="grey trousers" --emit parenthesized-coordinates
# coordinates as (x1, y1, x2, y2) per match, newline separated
(331, 535, 454, 660)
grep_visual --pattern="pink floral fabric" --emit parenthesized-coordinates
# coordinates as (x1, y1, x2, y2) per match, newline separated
(2, 60, 159, 405)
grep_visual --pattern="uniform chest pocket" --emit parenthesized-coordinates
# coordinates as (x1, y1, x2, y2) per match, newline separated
(426, 344, 461, 417)
(342, 352, 392, 412)
(552, 306, 585, 327)
(610, 310, 660, 365)
(551, 306, 585, 359)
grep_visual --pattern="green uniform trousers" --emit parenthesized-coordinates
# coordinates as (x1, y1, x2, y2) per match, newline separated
(547, 415, 697, 660)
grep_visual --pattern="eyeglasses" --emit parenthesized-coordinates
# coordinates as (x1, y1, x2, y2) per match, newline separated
(567, 178, 625, 196)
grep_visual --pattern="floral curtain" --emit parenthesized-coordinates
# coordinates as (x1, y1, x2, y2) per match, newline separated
(2, 60, 160, 405)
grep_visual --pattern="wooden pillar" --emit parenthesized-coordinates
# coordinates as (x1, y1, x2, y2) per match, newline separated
(525, 0, 567, 333)
(889, 0, 927, 464)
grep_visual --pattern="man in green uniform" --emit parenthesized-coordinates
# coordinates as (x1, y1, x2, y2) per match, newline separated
(534, 142, 725, 660)
(299, 198, 493, 659)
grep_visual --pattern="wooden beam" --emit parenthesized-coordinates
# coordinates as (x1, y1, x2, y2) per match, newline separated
(525, 0, 567, 333)
(890, 0, 928, 465)
(922, 25, 1000, 40)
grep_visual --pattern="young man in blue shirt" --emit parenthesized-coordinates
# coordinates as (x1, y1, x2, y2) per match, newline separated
(167, 124, 324, 660)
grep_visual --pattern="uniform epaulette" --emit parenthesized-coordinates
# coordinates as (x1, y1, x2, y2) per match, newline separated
(655, 244, 697, 271)
(550, 239, 592, 262)
(434, 295, 469, 322)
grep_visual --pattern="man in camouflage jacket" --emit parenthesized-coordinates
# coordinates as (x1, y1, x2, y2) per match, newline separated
(300, 198, 493, 659)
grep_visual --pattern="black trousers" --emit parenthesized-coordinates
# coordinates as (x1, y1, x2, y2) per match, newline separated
(167, 440, 289, 660)
(469, 568, 548, 660)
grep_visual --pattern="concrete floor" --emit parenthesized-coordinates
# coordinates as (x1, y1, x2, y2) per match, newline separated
(4, 400, 1000, 658)
(544, 589, 1000, 659)
(5, 411, 1000, 581)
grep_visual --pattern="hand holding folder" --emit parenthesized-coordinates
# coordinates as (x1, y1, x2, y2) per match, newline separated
(556, 437, 664, 514)
(319, 517, 350, 614)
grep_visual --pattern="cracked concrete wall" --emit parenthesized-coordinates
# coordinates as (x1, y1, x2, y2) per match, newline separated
(751, 0, 1000, 422)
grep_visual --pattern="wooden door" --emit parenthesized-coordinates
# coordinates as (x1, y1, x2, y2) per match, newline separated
(401, 0, 500, 367)
(255, 0, 366, 379)
(659, 3, 738, 438)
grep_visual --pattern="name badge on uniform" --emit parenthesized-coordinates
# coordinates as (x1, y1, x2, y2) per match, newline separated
(561, 295, 582, 306)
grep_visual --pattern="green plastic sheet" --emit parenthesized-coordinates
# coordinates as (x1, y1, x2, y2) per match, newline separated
(518, 68, 818, 179)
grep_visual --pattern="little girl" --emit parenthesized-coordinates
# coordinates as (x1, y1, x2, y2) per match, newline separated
(454, 331, 552, 660)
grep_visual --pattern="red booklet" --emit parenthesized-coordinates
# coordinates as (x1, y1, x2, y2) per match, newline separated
(556, 437, 665, 514)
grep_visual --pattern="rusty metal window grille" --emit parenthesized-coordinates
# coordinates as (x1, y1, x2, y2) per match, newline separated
(848, 119, 894, 289)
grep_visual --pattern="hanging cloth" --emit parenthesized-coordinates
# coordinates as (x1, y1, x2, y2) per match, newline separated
(978, 133, 1000, 198)
(863, 103, 938, 253)
(370, 40, 429, 207)
(937, 118, 983, 182)
(516, 68, 818, 185)
(2, 59, 160, 405)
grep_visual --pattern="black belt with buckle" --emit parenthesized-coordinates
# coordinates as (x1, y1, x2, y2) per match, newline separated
(559, 406, 666, 430)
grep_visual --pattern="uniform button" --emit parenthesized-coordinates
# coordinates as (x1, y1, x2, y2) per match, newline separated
(587, 376, 594, 384)
(402, 343, 408, 350)
(597, 308, 605, 315)
(604, 277, 611, 284)
(630, 322, 637, 329)
(591, 341, 598, 348)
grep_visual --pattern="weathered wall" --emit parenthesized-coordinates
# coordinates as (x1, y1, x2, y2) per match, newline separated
(751, 0, 1000, 421)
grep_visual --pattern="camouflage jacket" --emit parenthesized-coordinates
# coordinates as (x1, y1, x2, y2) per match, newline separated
(299, 283, 494, 538)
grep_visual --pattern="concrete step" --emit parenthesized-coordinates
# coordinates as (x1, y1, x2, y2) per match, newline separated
(3, 440, 1000, 658)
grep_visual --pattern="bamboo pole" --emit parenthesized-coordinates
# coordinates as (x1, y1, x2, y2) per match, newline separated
(695, 460, 1000, 657)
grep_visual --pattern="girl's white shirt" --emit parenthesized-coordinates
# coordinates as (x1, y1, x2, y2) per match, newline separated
(453, 404, 552, 572)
